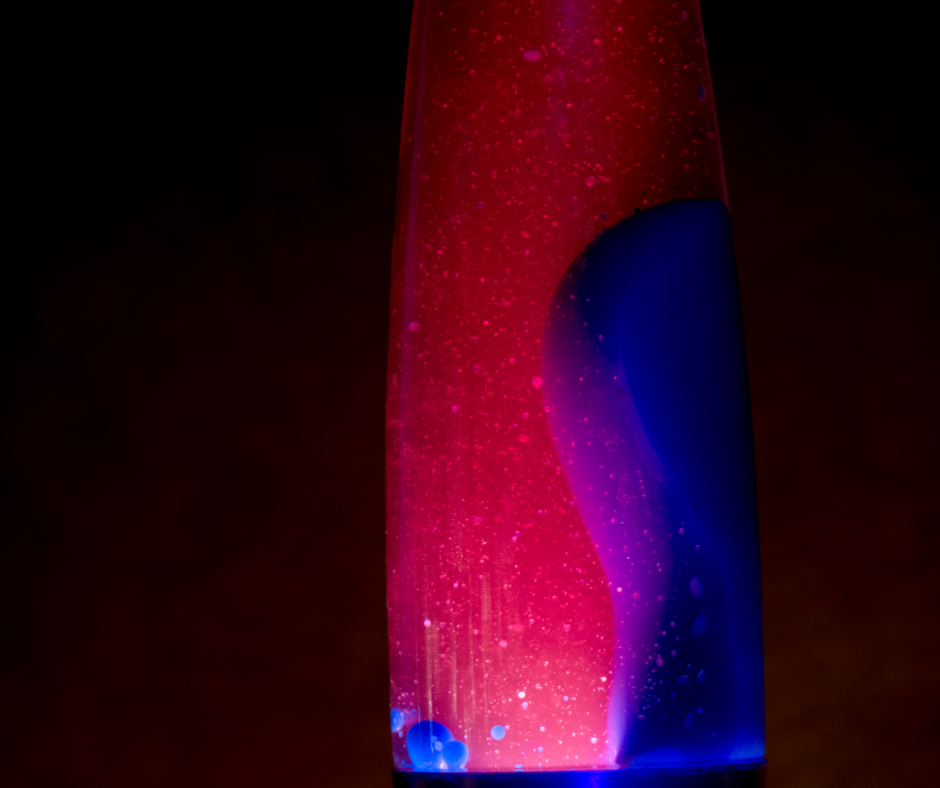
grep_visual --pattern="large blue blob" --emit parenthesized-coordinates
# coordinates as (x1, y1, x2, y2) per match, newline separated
(406, 719, 454, 771)
(542, 200, 764, 764)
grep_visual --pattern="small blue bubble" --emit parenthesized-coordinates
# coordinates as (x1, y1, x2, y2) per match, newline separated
(490, 725, 506, 741)
(697, 669, 707, 684)
(442, 740, 469, 769)
(390, 707, 405, 733)
(692, 613, 708, 637)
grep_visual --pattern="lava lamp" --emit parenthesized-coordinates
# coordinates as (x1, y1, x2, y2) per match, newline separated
(385, 1, 765, 785)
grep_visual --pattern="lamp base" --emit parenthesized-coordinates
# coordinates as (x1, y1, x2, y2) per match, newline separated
(393, 761, 767, 788)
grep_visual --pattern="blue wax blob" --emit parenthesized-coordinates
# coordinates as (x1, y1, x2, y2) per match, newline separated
(390, 707, 405, 733)
(490, 725, 506, 741)
(405, 720, 454, 770)
(692, 613, 709, 638)
(442, 740, 469, 769)
(542, 200, 765, 764)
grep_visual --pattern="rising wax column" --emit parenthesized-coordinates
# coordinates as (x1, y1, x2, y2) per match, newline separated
(387, 0, 730, 775)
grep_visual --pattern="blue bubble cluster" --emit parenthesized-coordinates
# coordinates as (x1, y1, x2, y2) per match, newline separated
(405, 720, 470, 771)
(390, 708, 405, 733)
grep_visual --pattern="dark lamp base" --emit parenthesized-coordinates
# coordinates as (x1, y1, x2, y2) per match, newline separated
(393, 761, 767, 788)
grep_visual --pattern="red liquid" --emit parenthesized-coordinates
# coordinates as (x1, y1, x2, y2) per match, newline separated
(386, 0, 725, 771)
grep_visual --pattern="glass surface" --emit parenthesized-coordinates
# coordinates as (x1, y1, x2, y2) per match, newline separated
(386, 0, 763, 773)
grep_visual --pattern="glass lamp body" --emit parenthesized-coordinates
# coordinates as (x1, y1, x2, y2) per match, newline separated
(386, 0, 764, 779)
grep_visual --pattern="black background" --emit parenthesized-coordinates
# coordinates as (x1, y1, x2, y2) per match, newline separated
(3, 2, 938, 786)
